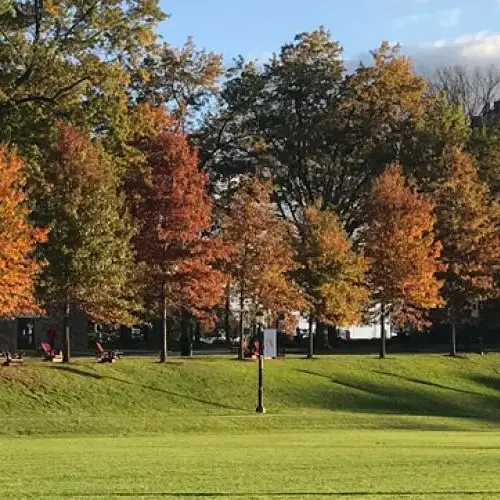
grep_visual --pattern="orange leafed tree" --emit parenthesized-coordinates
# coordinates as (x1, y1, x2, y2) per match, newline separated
(435, 150, 500, 356)
(0, 148, 46, 318)
(129, 125, 229, 361)
(297, 204, 368, 357)
(361, 164, 444, 358)
(222, 179, 304, 359)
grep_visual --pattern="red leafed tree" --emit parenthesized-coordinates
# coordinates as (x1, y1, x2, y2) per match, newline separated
(0, 148, 46, 318)
(128, 126, 229, 361)
(361, 164, 444, 358)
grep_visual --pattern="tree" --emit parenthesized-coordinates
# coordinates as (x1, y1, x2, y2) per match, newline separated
(222, 179, 304, 360)
(469, 126, 500, 202)
(361, 165, 443, 358)
(131, 38, 223, 133)
(198, 32, 432, 236)
(428, 65, 500, 119)
(435, 151, 500, 356)
(0, 1, 165, 151)
(127, 124, 229, 362)
(0, 147, 46, 317)
(37, 123, 139, 363)
(296, 205, 368, 357)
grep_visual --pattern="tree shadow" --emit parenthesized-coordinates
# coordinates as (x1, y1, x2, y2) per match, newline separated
(46, 365, 102, 379)
(293, 368, 500, 422)
(470, 375, 500, 394)
(372, 370, 485, 398)
(47, 364, 245, 412)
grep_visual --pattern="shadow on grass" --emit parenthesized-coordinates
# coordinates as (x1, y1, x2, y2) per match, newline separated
(46, 491, 500, 497)
(48, 366, 101, 379)
(294, 368, 500, 422)
(48, 365, 246, 412)
(372, 370, 485, 398)
(471, 375, 500, 394)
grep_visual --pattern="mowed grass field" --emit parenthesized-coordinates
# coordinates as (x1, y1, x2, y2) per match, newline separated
(3, 431, 500, 499)
(3, 354, 500, 498)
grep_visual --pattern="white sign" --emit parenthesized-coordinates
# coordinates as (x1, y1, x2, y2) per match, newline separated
(263, 329, 277, 358)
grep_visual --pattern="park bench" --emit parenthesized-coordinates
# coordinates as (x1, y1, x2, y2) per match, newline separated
(2, 351, 24, 367)
(40, 342, 63, 363)
(95, 342, 122, 363)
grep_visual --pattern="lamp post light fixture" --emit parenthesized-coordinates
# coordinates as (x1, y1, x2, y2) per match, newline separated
(255, 310, 265, 414)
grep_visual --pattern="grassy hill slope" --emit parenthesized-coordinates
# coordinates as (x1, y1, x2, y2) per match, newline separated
(2, 354, 500, 435)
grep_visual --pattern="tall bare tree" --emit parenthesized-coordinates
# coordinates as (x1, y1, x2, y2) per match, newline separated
(429, 65, 500, 118)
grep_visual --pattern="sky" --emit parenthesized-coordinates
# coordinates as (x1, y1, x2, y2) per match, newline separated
(158, 0, 500, 70)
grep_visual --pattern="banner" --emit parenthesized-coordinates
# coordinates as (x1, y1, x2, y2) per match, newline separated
(263, 329, 277, 358)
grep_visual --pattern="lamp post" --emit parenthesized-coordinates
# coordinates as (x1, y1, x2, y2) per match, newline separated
(255, 310, 265, 414)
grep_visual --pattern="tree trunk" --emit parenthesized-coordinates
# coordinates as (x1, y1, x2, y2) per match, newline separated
(379, 303, 386, 359)
(450, 322, 457, 357)
(307, 313, 314, 359)
(238, 286, 244, 360)
(180, 309, 193, 357)
(62, 297, 71, 363)
(160, 290, 167, 363)
(315, 322, 328, 351)
(224, 281, 231, 348)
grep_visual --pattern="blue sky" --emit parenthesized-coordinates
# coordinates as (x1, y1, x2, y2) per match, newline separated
(158, 1, 500, 68)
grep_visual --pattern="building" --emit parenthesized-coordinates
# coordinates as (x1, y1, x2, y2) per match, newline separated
(471, 101, 500, 128)
(0, 313, 89, 353)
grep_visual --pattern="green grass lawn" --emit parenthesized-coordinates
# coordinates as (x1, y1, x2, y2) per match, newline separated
(3, 431, 500, 499)
(3, 354, 500, 498)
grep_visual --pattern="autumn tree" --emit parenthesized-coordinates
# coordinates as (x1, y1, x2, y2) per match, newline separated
(198, 32, 437, 236)
(361, 165, 443, 358)
(222, 179, 304, 360)
(0, 1, 164, 158)
(128, 124, 229, 362)
(37, 123, 139, 363)
(297, 205, 368, 358)
(132, 38, 224, 132)
(0, 148, 46, 318)
(435, 151, 500, 356)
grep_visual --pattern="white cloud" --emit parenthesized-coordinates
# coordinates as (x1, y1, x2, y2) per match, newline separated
(405, 32, 500, 71)
(347, 32, 500, 74)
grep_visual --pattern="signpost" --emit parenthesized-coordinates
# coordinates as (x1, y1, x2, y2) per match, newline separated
(263, 328, 277, 358)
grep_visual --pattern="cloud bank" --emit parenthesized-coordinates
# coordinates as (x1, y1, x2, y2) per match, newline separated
(406, 32, 500, 72)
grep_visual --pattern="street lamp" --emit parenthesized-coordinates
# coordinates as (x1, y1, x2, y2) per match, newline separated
(255, 310, 265, 414)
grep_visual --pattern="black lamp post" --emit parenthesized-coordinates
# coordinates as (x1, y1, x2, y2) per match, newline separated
(255, 310, 265, 414)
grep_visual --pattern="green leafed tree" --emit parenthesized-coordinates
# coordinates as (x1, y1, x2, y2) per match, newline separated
(37, 122, 139, 363)
(0, 0, 164, 155)
(198, 32, 444, 236)
(131, 38, 224, 133)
